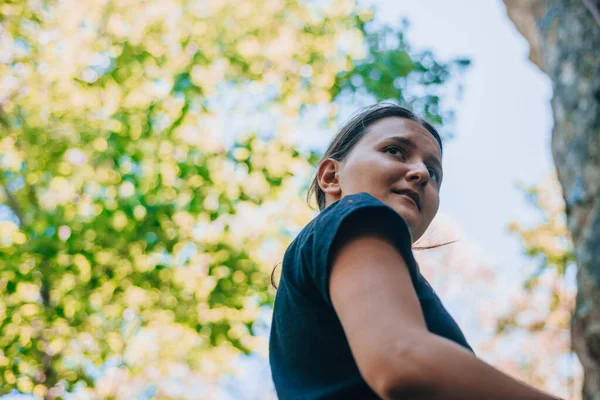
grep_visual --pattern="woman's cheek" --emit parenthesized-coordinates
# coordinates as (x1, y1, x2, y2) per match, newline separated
(425, 192, 440, 219)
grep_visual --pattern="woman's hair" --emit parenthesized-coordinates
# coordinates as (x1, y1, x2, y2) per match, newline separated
(306, 103, 443, 212)
(271, 103, 451, 290)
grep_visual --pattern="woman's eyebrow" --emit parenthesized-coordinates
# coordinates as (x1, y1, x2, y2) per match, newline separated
(387, 136, 442, 171)
(388, 136, 416, 150)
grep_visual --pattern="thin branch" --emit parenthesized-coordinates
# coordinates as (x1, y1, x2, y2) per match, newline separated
(0, 104, 9, 128)
(1, 181, 24, 225)
(582, 0, 600, 26)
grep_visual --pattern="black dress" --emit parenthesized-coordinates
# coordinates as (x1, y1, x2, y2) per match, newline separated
(269, 192, 473, 400)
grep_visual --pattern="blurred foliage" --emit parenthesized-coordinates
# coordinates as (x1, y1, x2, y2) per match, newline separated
(499, 173, 575, 334)
(492, 172, 580, 397)
(0, 0, 468, 397)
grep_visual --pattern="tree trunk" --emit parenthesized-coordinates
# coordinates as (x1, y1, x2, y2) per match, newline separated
(503, 0, 600, 398)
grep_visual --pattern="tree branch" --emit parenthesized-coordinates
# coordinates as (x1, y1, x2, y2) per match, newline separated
(1, 180, 24, 226)
(582, 0, 600, 26)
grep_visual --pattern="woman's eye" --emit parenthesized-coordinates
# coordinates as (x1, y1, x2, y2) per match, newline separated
(385, 146, 404, 156)
(429, 169, 440, 182)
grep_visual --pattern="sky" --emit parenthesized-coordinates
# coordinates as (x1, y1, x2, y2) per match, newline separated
(364, 0, 555, 299)
(0, 1, 561, 398)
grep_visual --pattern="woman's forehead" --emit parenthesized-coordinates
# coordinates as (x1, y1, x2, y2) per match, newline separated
(363, 117, 441, 155)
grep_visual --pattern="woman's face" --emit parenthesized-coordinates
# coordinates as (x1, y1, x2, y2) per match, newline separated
(318, 117, 443, 243)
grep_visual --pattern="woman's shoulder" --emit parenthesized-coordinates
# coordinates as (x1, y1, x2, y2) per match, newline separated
(285, 191, 415, 271)
(291, 192, 410, 251)
(323, 192, 387, 212)
(288, 193, 385, 247)
(312, 192, 394, 227)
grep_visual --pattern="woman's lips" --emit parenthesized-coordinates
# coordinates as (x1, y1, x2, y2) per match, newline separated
(392, 189, 421, 211)
(394, 192, 420, 211)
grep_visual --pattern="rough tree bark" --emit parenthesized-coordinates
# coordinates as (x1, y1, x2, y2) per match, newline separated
(503, 0, 600, 398)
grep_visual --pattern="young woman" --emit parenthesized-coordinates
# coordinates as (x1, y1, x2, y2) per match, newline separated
(269, 104, 560, 399)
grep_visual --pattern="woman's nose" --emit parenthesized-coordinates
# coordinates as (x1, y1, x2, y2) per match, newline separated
(406, 163, 430, 186)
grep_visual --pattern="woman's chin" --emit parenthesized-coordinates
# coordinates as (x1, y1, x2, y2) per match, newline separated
(389, 204, 418, 232)
(389, 195, 418, 216)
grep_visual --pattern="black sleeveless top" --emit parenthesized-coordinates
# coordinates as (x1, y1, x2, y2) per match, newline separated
(269, 192, 473, 400)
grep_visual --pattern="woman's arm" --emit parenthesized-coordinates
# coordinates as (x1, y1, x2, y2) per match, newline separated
(329, 226, 561, 400)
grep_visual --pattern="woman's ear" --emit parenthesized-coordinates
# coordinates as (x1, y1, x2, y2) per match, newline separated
(317, 158, 342, 199)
